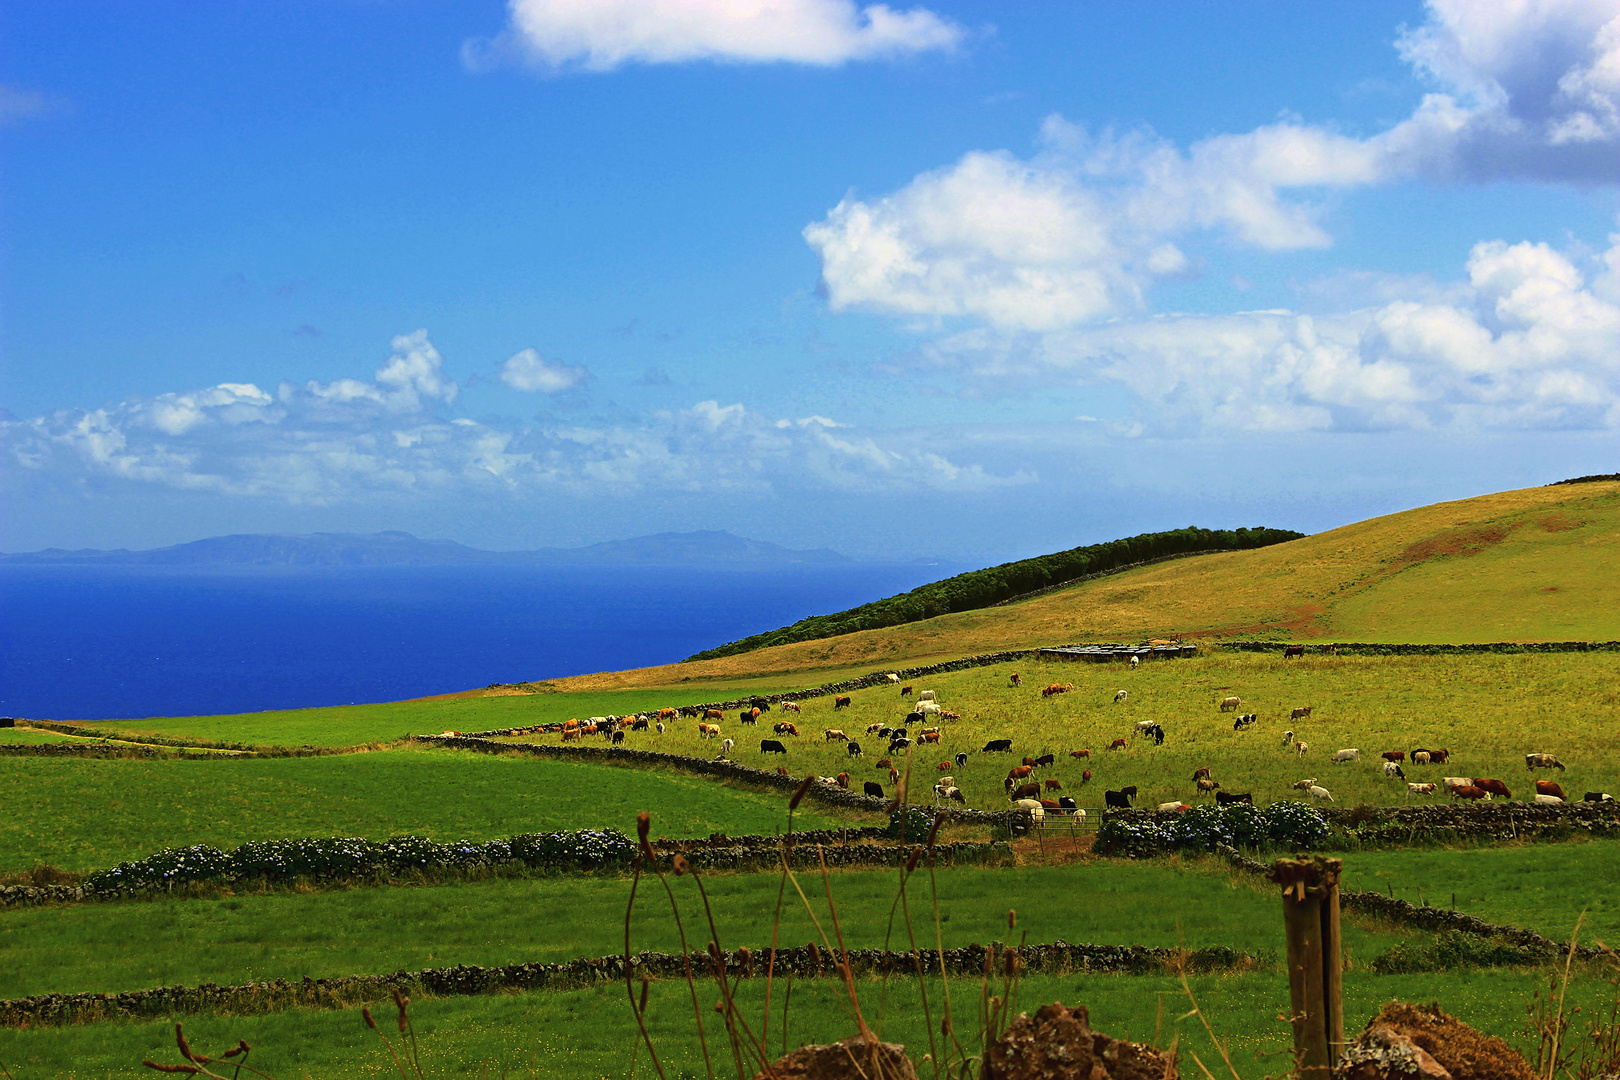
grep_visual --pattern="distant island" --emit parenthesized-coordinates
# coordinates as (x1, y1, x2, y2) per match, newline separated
(0, 530, 851, 567)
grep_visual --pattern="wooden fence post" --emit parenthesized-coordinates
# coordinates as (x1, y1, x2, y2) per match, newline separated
(1270, 857, 1344, 1078)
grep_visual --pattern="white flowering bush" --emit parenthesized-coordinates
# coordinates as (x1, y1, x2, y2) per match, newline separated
(1095, 802, 1329, 858)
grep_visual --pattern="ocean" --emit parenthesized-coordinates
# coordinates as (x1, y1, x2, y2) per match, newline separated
(0, 563, 954, 721)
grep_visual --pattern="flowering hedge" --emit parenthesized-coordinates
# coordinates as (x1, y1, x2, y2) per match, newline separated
(83, 830, 635, 895)
(1095, 802, 1329, 858)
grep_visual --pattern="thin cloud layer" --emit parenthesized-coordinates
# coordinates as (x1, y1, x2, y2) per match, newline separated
(470, 0, 964, 72)
(916, 235, 1620, 435)
(4, 333, 1024, 504)
(498, 348, 588, 393)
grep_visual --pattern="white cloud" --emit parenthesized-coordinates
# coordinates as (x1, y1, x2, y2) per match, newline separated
(498, 348, 588, 393)
(470, 0, 964, 72)
(3, 333, 1026, 504)
(910, 235, 1620, 435)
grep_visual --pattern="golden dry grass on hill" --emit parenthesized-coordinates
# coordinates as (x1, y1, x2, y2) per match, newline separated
(548, 481, 1620, 693)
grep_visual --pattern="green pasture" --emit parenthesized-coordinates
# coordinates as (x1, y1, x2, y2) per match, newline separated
(0, 857, 1422, 999)
(3, 965, 1610, 1080)
(0, 726, 80, 744)
(72, 680, 798, 748)
(0, 749, 853, 874)
(488, 650, 1620, 813)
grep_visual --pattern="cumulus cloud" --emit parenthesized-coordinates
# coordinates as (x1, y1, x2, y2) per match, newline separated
(498, 348, 588, 393)
(467, 0, 964, 72)
(3, 332, 1024, 503)
(912, 235, 1620, 435)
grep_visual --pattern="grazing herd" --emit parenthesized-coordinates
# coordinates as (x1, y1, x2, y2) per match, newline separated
(507, 659, 1611, 816)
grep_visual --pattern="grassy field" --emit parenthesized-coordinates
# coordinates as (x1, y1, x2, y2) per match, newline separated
(544, 481, 1620, 691)
(0, 749, 854, 874)
(0, 857, 1422, 1000)
(3, 965, 1611, 1079)
(491, 649, 1620, 813)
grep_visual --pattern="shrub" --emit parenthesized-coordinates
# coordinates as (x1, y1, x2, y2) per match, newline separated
(885, 806, 936, 842)
(1094, 802, 1329, 858)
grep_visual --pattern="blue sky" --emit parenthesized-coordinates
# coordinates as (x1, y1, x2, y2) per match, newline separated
(4, 1, 1618, 561)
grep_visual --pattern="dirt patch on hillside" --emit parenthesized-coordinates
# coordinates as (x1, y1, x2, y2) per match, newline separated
(1536, 511, 1585, 532)
(1392, 522, 1523, 569)
(1198, 601, 1331, 640)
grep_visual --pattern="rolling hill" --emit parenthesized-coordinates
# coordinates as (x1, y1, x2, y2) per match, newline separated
(553, 479, 1620, 691)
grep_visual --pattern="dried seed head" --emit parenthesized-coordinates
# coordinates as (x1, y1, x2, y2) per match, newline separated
(790, 775, 815, 810)
(363, 1007, 377, 1031)
(637, 812, 655, 859)
(714, 1001, 725, 1013)
(982, 948, 994, 976)
(142, 1064, 200, 1075)
(808, 942, 822, 972)
(738, 946, 753, 977)
(906, 846, 923, 873)
(639, 977, 650, 1014)
(175, 1023, 209, 1064)
(1005, 951, 1016, 978)
(941, 1016, 952, 1038)
(391, 988, 410, 1032)
(221, 1041, 251, 1060)
(1007, 909, 1017, 930)
(927, 813, 942, 848)
(672, 854, 690, 877)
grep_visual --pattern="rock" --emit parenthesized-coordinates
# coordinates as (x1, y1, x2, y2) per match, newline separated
(1334, 1002, 1533, 1080)
(754, 1034, 918, 1080)
(983, 1002, 1177, 1080)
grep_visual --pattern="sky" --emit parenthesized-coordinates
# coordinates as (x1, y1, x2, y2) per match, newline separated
(3, 0, 1618, 563)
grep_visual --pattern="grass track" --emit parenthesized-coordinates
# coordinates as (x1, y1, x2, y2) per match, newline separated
(0, 749, 851, 873)
(3, 967, 1609, 1079)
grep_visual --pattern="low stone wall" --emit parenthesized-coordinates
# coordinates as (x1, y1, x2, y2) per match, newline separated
(0, 939, 1257, 1028)
(1324, 801, 1620, 844)
(1223, 640, 1620, 656)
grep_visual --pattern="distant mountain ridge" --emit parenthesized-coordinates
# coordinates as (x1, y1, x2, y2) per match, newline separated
(1, 530, 850, 567)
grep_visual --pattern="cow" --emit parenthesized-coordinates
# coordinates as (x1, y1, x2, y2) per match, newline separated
(1135, 719, 1157, 736)
(1233, 715, 1256, 731)
(1284, 645, 1305, 659)
(1412, 751, 1431, 765)
(1120, 785, 1138, 801)
(1010, 782, 1041, 801)
(1129, 655, 1140, 669)
(1429, 749, 1450, 764)
(954, 751, 969, 768)
(760, 739, 787, 754)
(779, 701, 801, 714)
(1450, 784, 1489, 801)
(1383, 761, 1405, 780)
(1332, 748, 1360, 764)
(1290, 706, 1313, 721)
(982, 739, 1013, 753)
(834, 773, 849, 789)
(563, 718, 580, 732)
(864, 781, 884, 798)
(1081, 769, 1092, 784)
(630, 718, 649, 732)
(917, 702, 943, 717)
(1013, 798, 1046, 821)
(778, 766, 791, 776)
(1526, 753, 1566, 771)
(1407, 783, 1437, 795)
(1297, 741, 1309, 757)
(1281, 730, 1295, 747)
(889, 768, 901, 785)
(657, 708, 677, 722)
(1157, 802, 1192, 813)
(751, 699, 772, 713)
(834, 695, 852, 709)
(888, 738, 911, 754)
(718, 737, 733, 754)
(1042, 683, 1072, 698)
(1441, 776, 1472, 792)
(917, 690, 936, 703)
(902, 712, 926, 726)
(1534, 794, 1565, 806)
(866, 722, 884, 735)
(1044, 778, 1063, 792)
(1196, 777, 1220, 793)
(703, 709, 724, 722)
(919, 732, 941, 744)
(1382, 751, 1406, 763)
(1192, 767, 1211, 781)
(656, 722, 666, 735)
(886, 673, 900, 684)
(1109, 737, 1128, 751)
(1006, 765, 1036, 784)
(738, 710, 755, 725)
(698, 723, 721, 739)
(1113, 690, 1128, 704)
(1219, 696, 1241, 712)
(1071, 749, 1091, 760)
(824, 728, 848, 742)
(1009, 673, 1022, 687)
(774, 722, 799, 736)
(876, 758, 893, 769)
(1151, 725, 1167, 746)
(1104, 790, 1134, 809)
(1034, 753, 1055, 767)
(1292, 778, 1318, 790)
(1585, 792, 1614, 802)
(936, 760, 952, 772)
(1309, 786, 1334, 802)
(1535, 780, 1566, 799)
(1058, 796, 1078, 811)
(900, 685, 913, 697)
(1473, 778, 1512, 799)
(1215, 791, 1253, 805)
(612, 730, 625, 745)
(846, 742, 864, 758)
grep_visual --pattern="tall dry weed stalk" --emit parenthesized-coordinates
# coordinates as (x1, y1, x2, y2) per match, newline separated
(142, 1022, 266, 1079)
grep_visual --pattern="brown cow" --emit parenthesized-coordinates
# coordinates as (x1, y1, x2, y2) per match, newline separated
(1191, 767, 1210, 781)
(1196, 777, 1220, 793)
(703, 709, 724, 722)
(937, 760, 952, 772)
(1109, 737, 1128, 751)
(1081, 769, 1092, 784)
(888, 768, 901, 785)
(833, 695, 852, 709)
(1536, 779, 1567, 799)
(1009, 673, 1022, 687)
(698, 723, 721, 738)
(1006, 765, 1035, 783)
(563, 718, 580, 731)
(1044, 778, 1063, 792)
(876, 757, 892, 769)
(774, 721, 799, 736)
(920, 731, 940, 744)
(657, 708, 677, 721)
(1290, 706, 1313, 720)
(1042, 683, 1073, 698)
(835, 773, 849, 789)
(1070, 749, 1091, 760)
(1382, 750, 1406, 763)
(1473, 777, 1512, 799)
(900, 685, 913, 697)
(1451, 784, 1489, 801)
(1010, 782, 1041, 800)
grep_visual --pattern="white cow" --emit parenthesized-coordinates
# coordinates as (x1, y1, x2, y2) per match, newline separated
(656, 722, 666, 735)
(1297, 741, 1309, 757)
(886, 673, 901, 684)
(1129, 656, 1140, 669)
(1309, 786, 1334, 801)
(1113, 690, 1128, 704)
(917, 702, 943, 716)
(917, 690, 937, 703)
(1292, 778, 1318, 790)
(1013, 798, 1045, 820)
(1135, 719, 1157, 736)
(1382, 761, 1403, 778)
(1441, 776, 1472, 792)
(720, 738, 734, 755)
(1332, 748, 1361, 764)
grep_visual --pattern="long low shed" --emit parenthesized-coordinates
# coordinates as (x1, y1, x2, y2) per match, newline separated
(1038, 644, 1198, 663)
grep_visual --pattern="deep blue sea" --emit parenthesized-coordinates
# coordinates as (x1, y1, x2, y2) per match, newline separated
(0, 564, 955, 720)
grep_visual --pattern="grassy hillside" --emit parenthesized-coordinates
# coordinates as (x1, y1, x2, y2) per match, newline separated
(556, 480, 1620, 691)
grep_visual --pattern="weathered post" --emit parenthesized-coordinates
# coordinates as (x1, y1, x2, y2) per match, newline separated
(1270, 856, 1344, 1078)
